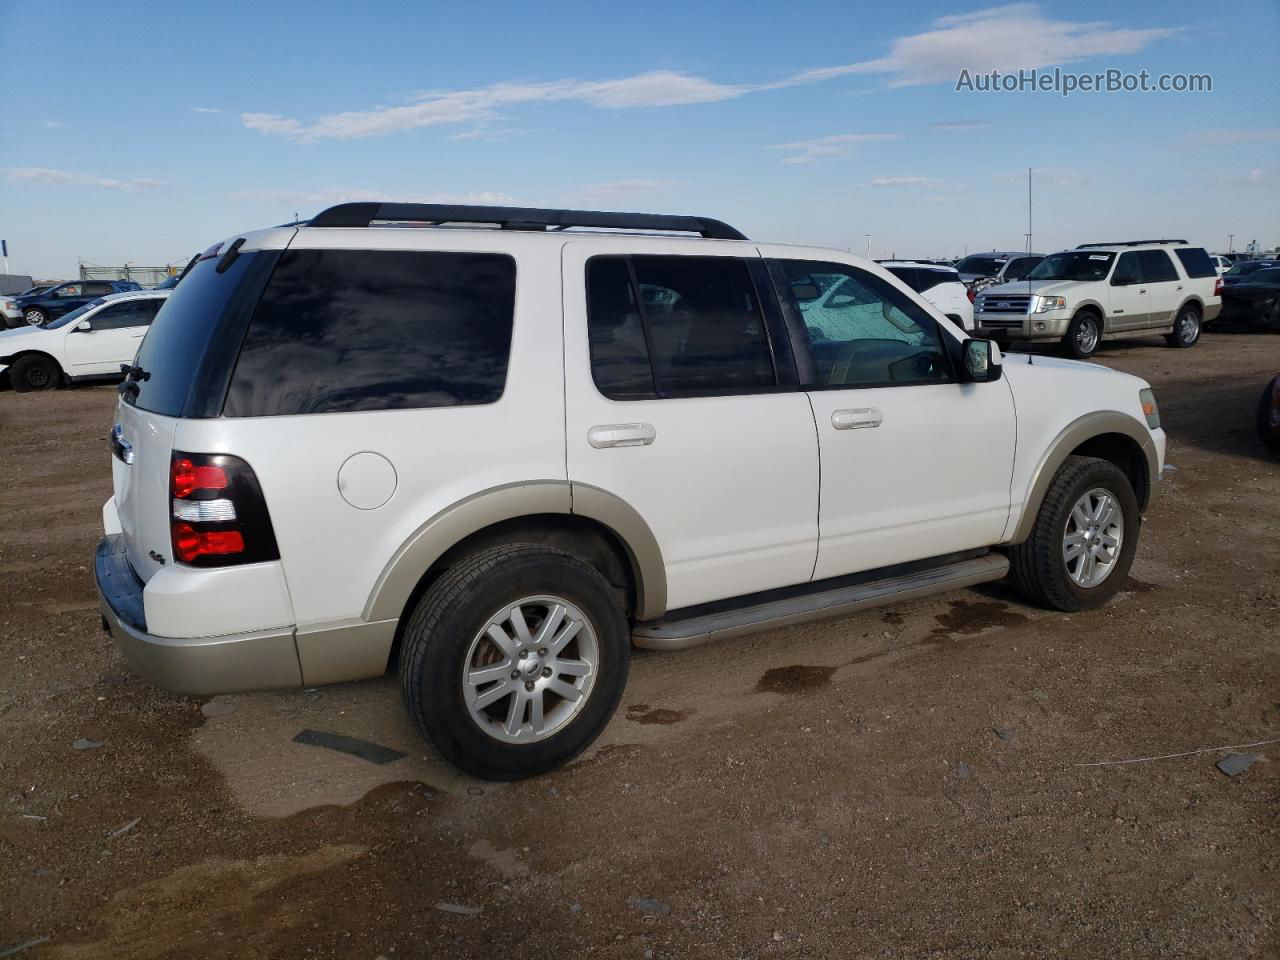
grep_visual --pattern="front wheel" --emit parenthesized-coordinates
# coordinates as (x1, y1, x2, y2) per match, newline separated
(10, 354, 61, 392)
(1008, 455, 1140, 612)
(1063, 311, 1101, 359)
(1165, 305, 1201, 348)
(23, 308, 47, 326)
(399, 543, 630, 780)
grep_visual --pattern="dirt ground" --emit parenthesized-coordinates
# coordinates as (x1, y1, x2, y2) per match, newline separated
(1, 332, 1277, 959)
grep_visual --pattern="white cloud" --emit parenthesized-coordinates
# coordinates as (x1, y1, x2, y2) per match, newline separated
(790, 4, 1176, 87)
(769, 133, 900, 164)
(5, 167, 166, 191)
(42, 120, 64, 129)
(577, 179, 684, 203)
(869, 176, 942, 187)
(1214, 167, 1270, 187)
(1186, 128, 1280, 145)
(229, 187, 516, 207)
(449, 125, 532, 142)
(192, 106, 222, 114)
(244, 71, 756, 142)
(929, 120, 989, 130)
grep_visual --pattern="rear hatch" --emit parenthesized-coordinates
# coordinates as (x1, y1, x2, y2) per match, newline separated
(111, 235, 289, 581)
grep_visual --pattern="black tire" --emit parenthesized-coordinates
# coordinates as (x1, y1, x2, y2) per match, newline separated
(10, 354, 61, 392)
(1062, 310, 1101, 359)
(1164, 304, 1201, 348)
(23, 307, 47, 327)
(1258, 376, 1280, 455)
(399, 543, 630, 780)
(1008, 455, 1141, 612)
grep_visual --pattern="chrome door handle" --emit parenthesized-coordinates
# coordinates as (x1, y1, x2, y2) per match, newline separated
(831, 407, 883, 430)
(588, 422, 657, 448)
(1138, 289, 1147, 295)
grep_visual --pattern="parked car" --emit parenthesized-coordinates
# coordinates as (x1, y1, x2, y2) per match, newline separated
(9, 279, 142, 328)
(1258, 375, 1280, 455)
(1220, 260, 1279, 287)
(956, 251, 1044, 288)
(0, 290, 169, 390)
(1, 285, 55, 327)
(878, 260, 974, 330)
(96, 203, 1165, 780)
(1211, 255, 1233, 275)
(975, 241, 1222, 359)
(1218, 267, 1280, 329)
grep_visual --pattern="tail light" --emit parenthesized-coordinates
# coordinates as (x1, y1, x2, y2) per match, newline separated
(1214, 277, 1223, 296)
(967, 287, 976, 303)
(169, 452, 279, 567)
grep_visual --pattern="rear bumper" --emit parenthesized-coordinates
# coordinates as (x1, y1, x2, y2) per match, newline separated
(95, 534, 303, 695)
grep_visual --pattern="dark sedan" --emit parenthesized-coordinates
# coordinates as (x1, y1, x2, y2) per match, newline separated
(11, 279, 142, 327)
(1218, 268, 1280, 329)
(1221, 260, 1279, 286)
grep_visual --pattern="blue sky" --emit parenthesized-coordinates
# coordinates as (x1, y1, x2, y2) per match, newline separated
(1, 0, 1277, 277)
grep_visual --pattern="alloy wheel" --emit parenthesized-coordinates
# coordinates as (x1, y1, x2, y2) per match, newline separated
(1062, 487, 1124, 588)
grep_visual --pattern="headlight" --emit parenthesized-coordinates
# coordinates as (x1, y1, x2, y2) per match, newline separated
(1035, 296, 1067, 313)
(1139, 388, 1160, 430)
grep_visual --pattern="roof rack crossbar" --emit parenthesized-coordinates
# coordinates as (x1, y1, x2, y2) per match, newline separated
(1076, 239, 1188, 248)
(307, 202, 748, 240)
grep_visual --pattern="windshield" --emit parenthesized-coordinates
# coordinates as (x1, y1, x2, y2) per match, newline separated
(17, 286, 50, 297)
(44, 298, 108, 329)
(956, 255, 1006, 276)
(1026, 251, 1115, 282)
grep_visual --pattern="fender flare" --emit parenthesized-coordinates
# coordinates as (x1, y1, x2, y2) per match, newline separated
(362, 481, 667, 623)
(1007, 411, 1159, 544)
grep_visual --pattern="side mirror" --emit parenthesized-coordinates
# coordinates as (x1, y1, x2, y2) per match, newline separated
(963, 338, 1003, 383)
(76, 320, 92, 332)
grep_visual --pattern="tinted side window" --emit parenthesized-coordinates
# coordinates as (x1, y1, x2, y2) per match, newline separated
(1138, 250, 1178, 282)
(884, 267, 921, 291)
(586, 257, 655, 399)
(1112, 253, 1142, 285)
(915, 270, 952, 293)
(224, 250, 515, 417)
(1173, 247, 1215, 279)
(54, 283, 83, 298)
(776, 260, 953, 389)
(84, 282, 114, 296)
(92, 300, 155, 330)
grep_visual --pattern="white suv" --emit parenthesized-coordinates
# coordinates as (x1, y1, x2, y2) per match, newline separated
(975, 241, 1222, 359)
(879, 261, 974, 330)
(96, 203, 1165, 780)
(0, 290, 169, 391)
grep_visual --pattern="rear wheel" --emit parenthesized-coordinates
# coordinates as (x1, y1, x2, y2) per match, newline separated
(1063, 310, 1101, 359)
(11, 354, 61, 392)
(23, 307, 47, 326)
(1009, 455, 1140, 612)
(1165, 305, 1201, 347)
(399, 543, 630, 780)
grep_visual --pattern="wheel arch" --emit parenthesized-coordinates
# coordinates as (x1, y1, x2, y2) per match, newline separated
(1070, 300, 1107, 327)
(363, 481, 667, 628)
(3, 349, 67, 380)
(1007, 412, 1158, 544)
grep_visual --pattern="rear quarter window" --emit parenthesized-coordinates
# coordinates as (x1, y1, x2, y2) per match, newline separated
(223, 249, 516, 417)
(1173, 247, 1216, 279)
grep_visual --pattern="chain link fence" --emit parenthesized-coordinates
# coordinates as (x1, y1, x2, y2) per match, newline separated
(78, 262, 185, 287)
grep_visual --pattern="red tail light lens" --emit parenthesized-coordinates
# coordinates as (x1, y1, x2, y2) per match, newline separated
(169, 451, 278, 568)
(171, 458, 228, 498)
(967, 287, 976, 303)
(1214, 277, 1223, 296)
(172, 523, 246, 564)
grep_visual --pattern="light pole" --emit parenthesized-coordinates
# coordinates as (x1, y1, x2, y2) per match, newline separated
(1228, 234, 1234, 254)
(864, 234, 871, 259)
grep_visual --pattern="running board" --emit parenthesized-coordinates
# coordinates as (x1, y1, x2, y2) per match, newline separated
(632, 553, 1009, 651)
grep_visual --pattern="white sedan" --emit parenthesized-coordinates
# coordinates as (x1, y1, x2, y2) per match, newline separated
(0, 290, 169, 392)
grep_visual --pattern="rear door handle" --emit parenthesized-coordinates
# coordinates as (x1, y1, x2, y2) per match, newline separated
(588, 422, 656, 448)
(831, 407, 883, 430)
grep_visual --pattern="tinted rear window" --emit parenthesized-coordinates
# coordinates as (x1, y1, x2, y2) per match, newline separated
(1173, 248, 1215, 279)
(130, 252, 268, 417)
(223, 249, 516, 417)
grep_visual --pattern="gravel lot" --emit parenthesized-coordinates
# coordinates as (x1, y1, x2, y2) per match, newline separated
(1, 332, 1277, 959)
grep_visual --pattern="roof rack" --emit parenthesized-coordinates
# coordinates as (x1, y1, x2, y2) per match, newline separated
(1076, 239, 1188, 249)
(307, 202, 748, 240)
